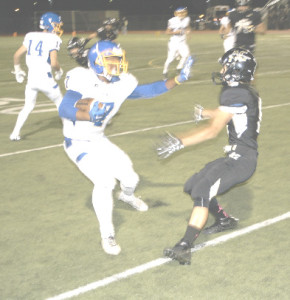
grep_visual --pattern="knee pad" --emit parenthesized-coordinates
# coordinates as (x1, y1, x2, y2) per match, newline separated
(194, 197, 210, 208)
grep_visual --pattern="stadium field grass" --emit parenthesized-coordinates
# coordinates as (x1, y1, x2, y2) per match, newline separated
(0, 31, 290, 300)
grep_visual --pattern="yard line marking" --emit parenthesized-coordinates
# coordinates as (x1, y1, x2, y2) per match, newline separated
(0, 102, 289, 159)
(46, 211, 290, 300)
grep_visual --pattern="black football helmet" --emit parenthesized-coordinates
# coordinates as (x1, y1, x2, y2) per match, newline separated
(212, 48, 257, 86)
(67, 37, 90, 67)
(97, 18, 120, 41)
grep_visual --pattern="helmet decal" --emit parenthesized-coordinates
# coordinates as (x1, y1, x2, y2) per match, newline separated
(215, 48, 257, 86)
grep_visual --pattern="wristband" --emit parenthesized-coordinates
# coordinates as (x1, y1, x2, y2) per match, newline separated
(174, 76, 181, 85)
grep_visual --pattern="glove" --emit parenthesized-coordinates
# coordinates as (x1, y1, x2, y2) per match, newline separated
(175, 56, 195, 84)
(193, 104, 204, 124)
(78, 38, 90, 47)
(54, 68, 63, 80)
(13, 65, 26, 83)
(156, 132, 184, 159)
(89, 100, 106, 124)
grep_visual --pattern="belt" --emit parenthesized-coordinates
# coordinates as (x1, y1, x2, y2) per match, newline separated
(223, 144, 257, 155)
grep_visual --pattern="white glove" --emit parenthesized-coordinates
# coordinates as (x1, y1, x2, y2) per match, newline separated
(13, 65, 26, 83)
(193, 104, 204, 124)
(156, 132, 184, 159)
(54, 68, 63, 80)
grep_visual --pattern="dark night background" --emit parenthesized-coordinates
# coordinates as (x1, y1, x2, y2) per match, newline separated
(0, 0, 270, 15)
(0, 0, 274, 34)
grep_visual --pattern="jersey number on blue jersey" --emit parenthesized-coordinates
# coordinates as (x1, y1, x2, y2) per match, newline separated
(94, 102, 114, 126)
(27, 40, 43, 56)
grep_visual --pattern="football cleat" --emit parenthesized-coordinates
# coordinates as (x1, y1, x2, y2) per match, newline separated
(164, 238, 192, 265)
(9, 134, 21, 141)
(101, 236, 121, 255)
(203, 216, 239, 235)
(118, 192, 148, 212)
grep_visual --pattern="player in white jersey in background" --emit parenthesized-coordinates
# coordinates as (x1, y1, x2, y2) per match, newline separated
(10, 12, 64, 141)
(163, 7, 191, 79)
(59, 40, 194, 255)
(219, 11, 236, 52)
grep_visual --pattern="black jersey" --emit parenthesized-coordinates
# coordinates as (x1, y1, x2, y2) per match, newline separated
(219, 85, 262, 150)
(229, 9, 262, 50)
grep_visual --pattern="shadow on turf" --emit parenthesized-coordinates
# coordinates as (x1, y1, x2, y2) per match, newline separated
(16, 115, 62, 140)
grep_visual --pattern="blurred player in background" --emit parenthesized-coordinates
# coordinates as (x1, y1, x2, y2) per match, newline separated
(163, 7, 191, 79)
(219, 10, 236, 52)
(87, 17, 121, 41)
(228, 0, 266, 53)
(10, 12, 64, 141)
(67, 37, 90, 68)
(156, 48, 261, 265)
(59, 40, 194, 256)
(66, 17, 122, 68)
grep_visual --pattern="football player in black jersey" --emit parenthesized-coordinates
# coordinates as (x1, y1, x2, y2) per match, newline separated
(228, 0, 266, 53)
(156, 48, 262, 265)
(67, 18, 121, 68)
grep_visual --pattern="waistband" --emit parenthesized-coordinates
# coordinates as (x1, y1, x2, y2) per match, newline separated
(223, 144, 257, 155)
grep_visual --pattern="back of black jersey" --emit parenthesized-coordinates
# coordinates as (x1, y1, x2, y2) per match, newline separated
(219, 85, 262, 150)
(229, 9, 262, 48)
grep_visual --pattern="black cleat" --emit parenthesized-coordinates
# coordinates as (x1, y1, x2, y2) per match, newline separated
(203, 216, 239, 235)
(164, 238, 192, 265)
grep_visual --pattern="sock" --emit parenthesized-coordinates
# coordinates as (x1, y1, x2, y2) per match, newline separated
(209, 197, 229, 219)
(183, 225, 200, 246)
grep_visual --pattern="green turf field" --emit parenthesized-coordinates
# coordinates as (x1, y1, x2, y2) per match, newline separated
(0, 31, 290, 300)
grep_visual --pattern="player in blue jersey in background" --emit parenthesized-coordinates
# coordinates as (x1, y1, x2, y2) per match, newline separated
(10, 12, 64, 141)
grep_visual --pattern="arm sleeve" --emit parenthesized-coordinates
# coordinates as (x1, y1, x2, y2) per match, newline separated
(58, 90, 82, 121)
(127, 80, 169, 99)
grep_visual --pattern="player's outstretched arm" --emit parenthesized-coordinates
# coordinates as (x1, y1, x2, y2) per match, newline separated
(127, 55, 195, 99)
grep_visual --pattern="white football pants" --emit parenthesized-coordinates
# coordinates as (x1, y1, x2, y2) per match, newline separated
(223, 35, 236, 52)
(64, 136, 139, 239)
(163, 39, 190, 74)
(10, 76, 62, 137)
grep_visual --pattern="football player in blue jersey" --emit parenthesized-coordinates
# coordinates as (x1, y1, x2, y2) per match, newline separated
(58, 40, 194, 255)
(10, 12, 64, 141)
(156, 48, 261, 265)
(163, 7, 191, 78)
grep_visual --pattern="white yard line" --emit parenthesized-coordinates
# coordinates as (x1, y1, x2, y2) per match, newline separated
(0, 102, 289, 159)
(46, 212, 290, 300)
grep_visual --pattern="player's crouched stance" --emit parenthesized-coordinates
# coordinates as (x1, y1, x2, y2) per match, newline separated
(59, 40, 194, 255)
(156, 48, 262, 265)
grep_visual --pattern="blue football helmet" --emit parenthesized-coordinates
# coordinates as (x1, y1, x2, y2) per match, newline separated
(88, 40, 128, 81)
(39, 12, 63, 36)
(174, 7, 188, 18)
